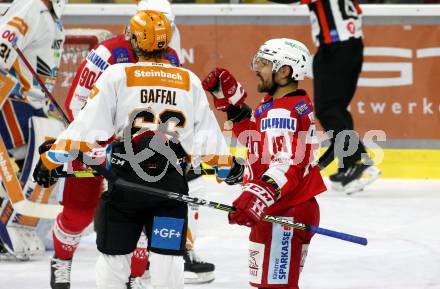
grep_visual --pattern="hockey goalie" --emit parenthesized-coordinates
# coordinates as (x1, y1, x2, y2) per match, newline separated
(0, 0, 67, 260)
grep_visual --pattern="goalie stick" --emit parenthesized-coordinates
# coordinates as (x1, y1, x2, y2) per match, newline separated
(72, 152, 367, 246)
(0, 138, 62, 219)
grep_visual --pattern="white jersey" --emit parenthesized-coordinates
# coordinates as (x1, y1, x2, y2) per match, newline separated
(45, 60, 230, 169)
(170, 25, 182, 61)
(66, 27, 181, 121)
(0, 0, 64, 108)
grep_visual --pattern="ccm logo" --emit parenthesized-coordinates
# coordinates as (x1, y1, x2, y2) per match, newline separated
(358, 47, 440, 87)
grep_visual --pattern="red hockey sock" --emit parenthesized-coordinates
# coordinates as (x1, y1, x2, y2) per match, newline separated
(52, 207, 95, 260)
(52, 216, 82, 260)
(130, 247, 149, 277)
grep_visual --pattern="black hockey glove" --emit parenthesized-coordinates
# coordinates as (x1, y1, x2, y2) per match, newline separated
(33, 138, 60, 188)
(224, 157, 245, 185)
(38, 138, 56, 154)
(33, 159, 60, 188)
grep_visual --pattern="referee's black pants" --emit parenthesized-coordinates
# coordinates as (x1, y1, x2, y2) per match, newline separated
(313, 37, 367, 170)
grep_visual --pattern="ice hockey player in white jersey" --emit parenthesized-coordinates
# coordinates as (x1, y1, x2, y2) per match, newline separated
(61, 1, 215, 286)
(0, 0, 66, 260)
(33, 10, 242, 289)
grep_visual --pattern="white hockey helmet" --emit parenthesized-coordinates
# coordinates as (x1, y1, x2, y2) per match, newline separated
(252, 38, 311, 80)
(51, 0, 68, 18)
(136, 0, 175, 23)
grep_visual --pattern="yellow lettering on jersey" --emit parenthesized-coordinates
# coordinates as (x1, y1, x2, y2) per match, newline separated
(126, 66, 190, 91)
(7, 16, 29, 36)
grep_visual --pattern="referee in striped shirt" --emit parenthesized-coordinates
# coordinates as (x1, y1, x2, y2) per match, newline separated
(270, 0, 380, 191)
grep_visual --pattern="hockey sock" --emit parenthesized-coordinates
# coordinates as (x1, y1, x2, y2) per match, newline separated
(52, 216, 81, 260)
(52, 206, 95, 260)
(130, 232, 149, 277)
(130, 247, 149, 277)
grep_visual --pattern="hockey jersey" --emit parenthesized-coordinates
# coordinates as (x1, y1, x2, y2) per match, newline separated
(232, 89, 326, 213)
(301, 0, 363, 46)
(43, 60, 231, 175)
(65, 34, 180, 121)
(0, 0, 64, 107)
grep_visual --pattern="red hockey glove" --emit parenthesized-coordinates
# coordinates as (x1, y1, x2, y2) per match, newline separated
(202, 67, 247, 111)
(228, 180, 278, 227)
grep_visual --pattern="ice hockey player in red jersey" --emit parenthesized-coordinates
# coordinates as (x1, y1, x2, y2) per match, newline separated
(202, 38, 327, 289)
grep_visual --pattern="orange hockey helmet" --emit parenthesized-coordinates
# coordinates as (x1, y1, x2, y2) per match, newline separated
(129, 10, 172, 53)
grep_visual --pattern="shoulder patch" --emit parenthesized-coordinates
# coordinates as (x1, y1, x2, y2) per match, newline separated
(112, 48, 130, 64)
(293, 100, 311, 116)
(255, 101, 273, 118)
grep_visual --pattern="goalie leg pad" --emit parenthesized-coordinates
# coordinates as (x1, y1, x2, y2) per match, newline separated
(0, 99, 45, 151)
(149, 251, 184, 289)
(0, 223, 45, 260)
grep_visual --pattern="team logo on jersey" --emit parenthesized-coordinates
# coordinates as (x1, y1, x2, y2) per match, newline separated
(293, 101, 311, 116)
(51, 39, 63, 50)
(151, 216, 184, 250)
(261, 117, 296, 132)
(87, 50, 110, 70)
(255, 101, 273, 118)
(330, 29, 340, 42)
(268, 220, 294, 284)
(112, 48, 130, 63)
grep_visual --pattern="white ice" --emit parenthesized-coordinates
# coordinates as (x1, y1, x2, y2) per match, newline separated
(1, 178, 440, 289)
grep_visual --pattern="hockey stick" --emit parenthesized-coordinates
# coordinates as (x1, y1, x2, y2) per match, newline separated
(13, 45, 70, 124)
(55, 167, 216, 178)
(0, 138, 62, 219)
(74, 152, 367, 246)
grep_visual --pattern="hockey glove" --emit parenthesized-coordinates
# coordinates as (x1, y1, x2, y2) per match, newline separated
(33, 138, 61, 188)
(38, 138, 56, 154)
(228, 180, 278, 227)
(202, 67, 247, 111)
(224, 156, 245, 185)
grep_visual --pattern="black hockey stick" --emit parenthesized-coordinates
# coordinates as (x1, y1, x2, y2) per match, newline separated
(54, 167, 216, 178)
(73, 152, 367, 246)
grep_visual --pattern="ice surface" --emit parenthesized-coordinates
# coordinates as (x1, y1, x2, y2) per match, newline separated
(1, 179, 439, 289)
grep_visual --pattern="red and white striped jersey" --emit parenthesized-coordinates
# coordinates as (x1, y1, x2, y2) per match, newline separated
(64, 35, 137, 120)
(232, 89, 326, 213)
